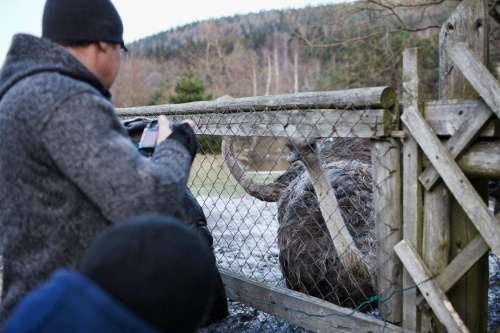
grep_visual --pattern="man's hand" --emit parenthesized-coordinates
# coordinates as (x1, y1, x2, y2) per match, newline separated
(156, 115, 196, 145)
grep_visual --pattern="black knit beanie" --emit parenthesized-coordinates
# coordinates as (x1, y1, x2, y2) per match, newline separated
(80, 213, 217, 333)
(42, 0, 124, 45)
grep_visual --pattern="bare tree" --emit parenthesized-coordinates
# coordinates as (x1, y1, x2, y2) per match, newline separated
(111, 56, 166, 107)
(285, 1, 464, 97)
(251, 51, 258, 96)
(265, 50, 272, 96)
(274, 32, 280, 94)
(292, 40, 300, 93)
(289, 1, 460, 49)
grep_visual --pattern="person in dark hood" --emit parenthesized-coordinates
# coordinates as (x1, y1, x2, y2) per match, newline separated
(0, 0, 198, 323)
(3, 213, 217, 333)
(124, 118, 229, 325)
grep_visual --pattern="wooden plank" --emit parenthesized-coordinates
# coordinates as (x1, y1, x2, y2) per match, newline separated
(448, 180, 489, 330)
(418, 103, 494, 190)
(438, 2, 490, 330)
(439, 0, 487, 101)
(371, 138, 403, 324)
(401, 105, 500, 260)
(115, 87, 397, 115)
(144, 108, 393, 138)
(394, 240, 470, 333)
(450, 42, 500, 119)
(220, 270, 415, 333)
(415, 234, 489, 306)
(423, 99, 500, 137)
(401, 47, 423, 332)
(421, 181, 450, 333)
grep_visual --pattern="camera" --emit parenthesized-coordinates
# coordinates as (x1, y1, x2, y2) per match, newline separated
(138, 119, 179, 154)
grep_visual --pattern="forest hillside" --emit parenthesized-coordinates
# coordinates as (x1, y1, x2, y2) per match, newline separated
(110, 0, 500, 108)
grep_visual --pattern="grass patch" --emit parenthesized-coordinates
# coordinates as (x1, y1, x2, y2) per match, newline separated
(189, 154, 245, 197)
(188, 154, 285, 198)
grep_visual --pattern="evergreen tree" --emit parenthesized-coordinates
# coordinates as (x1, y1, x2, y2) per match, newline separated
(169, 68, 221, 154)
(169, 68, 213, 104)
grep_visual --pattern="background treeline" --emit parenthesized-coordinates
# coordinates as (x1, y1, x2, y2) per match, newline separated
(111, 0, 500, 108)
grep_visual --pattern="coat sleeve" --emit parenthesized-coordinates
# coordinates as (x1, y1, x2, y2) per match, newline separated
(41, 92, 192, 222)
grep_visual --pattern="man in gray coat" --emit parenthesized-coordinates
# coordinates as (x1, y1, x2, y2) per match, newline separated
(0, 0, 198, 323)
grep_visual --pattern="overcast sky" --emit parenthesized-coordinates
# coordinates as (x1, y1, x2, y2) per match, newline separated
(0, 0, 340, 66)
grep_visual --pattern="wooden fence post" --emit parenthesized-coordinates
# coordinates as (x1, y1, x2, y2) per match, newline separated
(371, 133, 403, 324)
(430, 0, 490, 330)
(421, 183, 451, 332)
(401, 47, 423, 331)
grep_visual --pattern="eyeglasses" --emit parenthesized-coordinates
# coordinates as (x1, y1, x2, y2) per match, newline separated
(120, 43, 128, 60)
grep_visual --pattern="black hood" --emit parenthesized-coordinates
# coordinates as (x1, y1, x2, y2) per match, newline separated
(0, 34, 111, 100)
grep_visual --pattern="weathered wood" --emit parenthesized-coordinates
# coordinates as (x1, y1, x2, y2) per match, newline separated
(220, 270, 415, 333)
(422, 139, 500, 179)
(424, 27, 453, 330)
(423, 99, 500, 137)
(439, 1, 488, 100)
(137, 108, 394, 138)
(371, 138, 403, 324)
(418, 102, 494, 190)
(415, 234, 489, 306)
(118, 99, 500, 138)
(401, 48, 423, 332)
(115, 87, 397, 116)
(422, 184, 451, 277)
(454, 139, 500, 179)
(421, 76, 453, 331)
(394, 241, 470, 333)
(438, 1, 490, 331)
(401, 105, 500, 260)
(448, 179, 489, 332)
(451, 42, 500, 119)
(421, 181, 450, 333)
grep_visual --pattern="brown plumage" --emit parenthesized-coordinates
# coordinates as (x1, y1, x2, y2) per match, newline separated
(222, 136, 377, 308)
(277, 137, 376, 309)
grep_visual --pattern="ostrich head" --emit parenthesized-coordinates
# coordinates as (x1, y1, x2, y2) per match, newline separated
(285, 137, 319, 167)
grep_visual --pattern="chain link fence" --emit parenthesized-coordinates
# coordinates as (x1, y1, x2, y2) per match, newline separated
(117, 88, 405, 332)
(117, 91, 500, 331)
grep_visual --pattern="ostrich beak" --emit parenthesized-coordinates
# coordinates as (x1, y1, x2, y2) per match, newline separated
(287, 151, 299, 164)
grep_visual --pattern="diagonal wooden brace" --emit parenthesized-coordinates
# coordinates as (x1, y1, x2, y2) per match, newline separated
(401, 105, 500, 260)
(414, 233, 489, 306)
(450, 42, 500, 120)
(415, 40, 500, 304)
(418, 101, 493, 191)
(419, 42, 500, 190)
(394, 240, 469, 333)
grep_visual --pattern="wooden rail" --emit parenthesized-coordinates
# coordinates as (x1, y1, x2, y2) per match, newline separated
(117, 99, 499, 141)
(220, 270, 415, 333)
(116, 87, 397, 115)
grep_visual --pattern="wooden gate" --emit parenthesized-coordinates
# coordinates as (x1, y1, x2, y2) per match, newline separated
(396, 0, 499, 332)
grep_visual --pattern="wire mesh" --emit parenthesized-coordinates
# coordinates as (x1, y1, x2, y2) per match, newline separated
(118, 97, 500, 331)
(118, 101, 399, 332)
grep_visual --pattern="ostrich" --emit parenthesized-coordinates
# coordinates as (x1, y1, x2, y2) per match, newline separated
(222, 136, 377, 308)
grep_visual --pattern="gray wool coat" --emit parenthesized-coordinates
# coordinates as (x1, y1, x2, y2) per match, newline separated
(0, 34, 193, 323)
